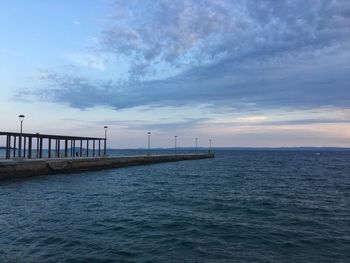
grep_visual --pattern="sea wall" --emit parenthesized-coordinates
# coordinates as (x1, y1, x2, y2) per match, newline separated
(0, 153, 214, 180)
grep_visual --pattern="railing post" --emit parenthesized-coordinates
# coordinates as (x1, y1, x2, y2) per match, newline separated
(13, 136, 17, 157)
(86, 140, 89, 157)
(70, 140, 73, 157)
(48, 139, 51, 158)
(36, 137, 40, 158)
(57, 140, 60, 158)
(39, 137, 43, 158)
(28, 137, 32, 159)
(19, 134, 22, 158)
(65, 139, 68, 158)
(54, 139, 56, 157)
(23, 136, 27, 158)
(104, 139, 106, 156)
(6, 135, 10, 159)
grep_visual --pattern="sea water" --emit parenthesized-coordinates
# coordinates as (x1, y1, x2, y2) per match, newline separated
(1, 150, 349, 262)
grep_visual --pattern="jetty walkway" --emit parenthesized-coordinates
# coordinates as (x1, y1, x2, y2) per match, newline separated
(0, 153, 214, 180)
(0, 130, 214, 180)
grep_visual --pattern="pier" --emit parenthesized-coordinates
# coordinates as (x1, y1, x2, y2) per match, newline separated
(0, 153, 214, 180)
(0, 131, 214, 180)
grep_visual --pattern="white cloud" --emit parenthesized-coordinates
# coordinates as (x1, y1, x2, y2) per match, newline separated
(65, 53, 106, 71)
(237, 116, 267, 122)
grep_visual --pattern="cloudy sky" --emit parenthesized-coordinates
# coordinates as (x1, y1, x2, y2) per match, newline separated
(0, 0, 349, 148)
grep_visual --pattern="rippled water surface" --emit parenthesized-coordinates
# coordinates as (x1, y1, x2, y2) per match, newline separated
(1, 150, 350, 262)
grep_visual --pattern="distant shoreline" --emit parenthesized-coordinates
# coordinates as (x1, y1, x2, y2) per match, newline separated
(108, 147, 350, 151)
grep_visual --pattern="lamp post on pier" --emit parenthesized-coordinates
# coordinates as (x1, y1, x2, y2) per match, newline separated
(209, 139, 212, 153)
(195, 137, 198, 152)
(147, 131, 151, 156)
(18, 115, 25, 157)
(174, 135, 177, 155)
(104, 126, 108, 156)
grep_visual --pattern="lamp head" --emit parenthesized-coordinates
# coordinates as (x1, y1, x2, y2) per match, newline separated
(148, 131, 151, 135)
(19, 114, 25, 121)
(104, 126, 108, 130)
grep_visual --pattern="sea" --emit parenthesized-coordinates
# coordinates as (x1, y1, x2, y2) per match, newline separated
(0, 149, 349, 262)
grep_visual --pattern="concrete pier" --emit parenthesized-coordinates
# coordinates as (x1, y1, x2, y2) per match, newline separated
(0, 153, 214, 181)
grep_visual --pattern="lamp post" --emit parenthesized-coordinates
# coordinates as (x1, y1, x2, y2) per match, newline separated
(174, 135, 177, 155)
(195, 137, 198, 152)
(104, 126, 108, 156)
(18, 115, 25, 157)
(147, 132, 151, 156)
(209, 139, 212, 153)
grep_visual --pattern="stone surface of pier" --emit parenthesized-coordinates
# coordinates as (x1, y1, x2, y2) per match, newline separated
(0, 153, 214, 181)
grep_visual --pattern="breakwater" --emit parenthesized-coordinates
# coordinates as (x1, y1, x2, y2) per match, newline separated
(0, 153, 214, 180)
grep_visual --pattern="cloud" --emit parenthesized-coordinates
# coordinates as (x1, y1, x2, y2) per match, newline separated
(101, 0, 350, 77)
(211, 118, 350, 127)
(65, 53, 106, 70)
(22, 0, 350, 112)
(25, 42, 350, 111)
(62, 117, 211, 133)
(61, 114, 349, 134)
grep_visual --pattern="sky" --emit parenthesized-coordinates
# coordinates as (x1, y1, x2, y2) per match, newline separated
(0, 0, 349, 148)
